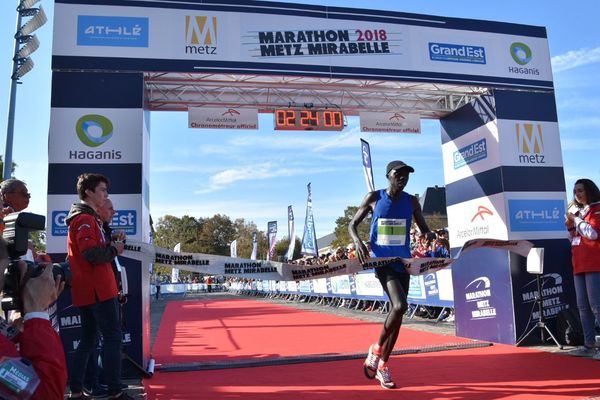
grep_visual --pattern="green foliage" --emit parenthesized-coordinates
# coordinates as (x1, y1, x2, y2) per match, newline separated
(273, 237, 302, 261)
(331, 205, 371, 249)
(29, 231, 46, 252)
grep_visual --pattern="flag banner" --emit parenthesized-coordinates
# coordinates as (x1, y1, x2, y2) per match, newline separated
(250, 231, 258, 260)
(171, 242, 181, 283)
(360, 139, 375, 192)
(301, 183, 318, 256)
(230, 239, 237, 258)
(286, 205, 295, 261)
(122, 238, 533, 281)
(267, 221, 277, 261)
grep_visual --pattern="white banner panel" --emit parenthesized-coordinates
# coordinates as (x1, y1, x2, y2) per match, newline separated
(52, 3, 553, 86)
(359, 112, 420, 133)
(446, 192, 509, 248)
(330, 275, 351, 295)
(354, 272, 384, 297)
(49, 108, 143, 164)
(47, 194, 143, 254)
(497, 120, 564, 168)
(188, 107, 258, 129)
(504, 191, 568, 240)
(312, 278, 328, 294)
(436, 268, 454, 301)
(441, 120, 500, 185)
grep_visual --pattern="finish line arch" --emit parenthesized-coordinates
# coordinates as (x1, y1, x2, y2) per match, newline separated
(48, 0, 572, 374)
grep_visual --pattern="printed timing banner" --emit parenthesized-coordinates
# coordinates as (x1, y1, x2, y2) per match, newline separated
(122, 238, 533, 281)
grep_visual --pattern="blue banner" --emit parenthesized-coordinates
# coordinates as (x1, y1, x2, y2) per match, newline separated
(360, 139, 375, 192)
(301, 183, 318, 256)
(267, 221, 277, 261)
(286, 206, 296, 261)
(250, 232, 258, 260)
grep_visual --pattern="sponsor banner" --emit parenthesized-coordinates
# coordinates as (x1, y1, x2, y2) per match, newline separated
(301, 183, 318, 256)
(267, 221, 277, 261)
(250, 231, 258, 260)
(77, 15, 149, 47)
(230, 239, 237, 258)
(441, 120, 501, 185)
(312, 278, 328, 294)
(446, 193, 508, 248)
(286, 206, 295, 261)
(354, 272, 384, 297)
(497, 120, 563, 168)
(53, 4, 553, 86)
(188, 107, 258, 130)
(330, 275, 352, 295)
(360, 139, 375, 192)
(359, 112, 420, 133)
(49, 108, 143, 164)
(47, 194, 142, 254)
(121, 237, 532, 281)
(505, 192, 567, 238)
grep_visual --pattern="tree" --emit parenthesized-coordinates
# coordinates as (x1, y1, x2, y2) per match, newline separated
(273, 237, 302, 261)
(197, 214, 236, 255)
(0, 155, 17, 179)
(331, 205, 371, 249)
(232, 219, 268, 259)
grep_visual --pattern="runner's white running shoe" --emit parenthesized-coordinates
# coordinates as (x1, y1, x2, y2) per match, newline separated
(376, 366, 396, 389)
(363, 344, 380, 379)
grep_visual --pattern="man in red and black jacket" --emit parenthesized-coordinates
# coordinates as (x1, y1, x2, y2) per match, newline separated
(65, 173, 131, 400)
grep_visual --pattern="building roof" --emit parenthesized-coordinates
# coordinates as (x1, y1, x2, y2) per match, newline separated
(419, 186, 447, 216)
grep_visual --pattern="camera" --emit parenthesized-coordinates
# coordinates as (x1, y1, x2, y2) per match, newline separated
(1, 212, 71, 312)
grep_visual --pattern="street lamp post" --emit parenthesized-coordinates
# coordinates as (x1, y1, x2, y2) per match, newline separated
(3, 0, 47, 180)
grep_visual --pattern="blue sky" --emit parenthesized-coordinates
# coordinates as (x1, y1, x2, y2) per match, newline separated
(1, 0, 600, 240)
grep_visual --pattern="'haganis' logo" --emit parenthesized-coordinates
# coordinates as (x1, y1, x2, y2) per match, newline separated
(510, 42, 532, 65)
(185, 16, 218, 55)
(471, 205, 493, 222)
(76, 114, 113, 147)
(516, 123, 545, 164)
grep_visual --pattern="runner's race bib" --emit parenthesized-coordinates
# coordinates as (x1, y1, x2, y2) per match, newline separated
(377, 218, 406, 246)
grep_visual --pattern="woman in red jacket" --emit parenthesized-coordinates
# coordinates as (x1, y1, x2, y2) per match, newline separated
(566, 178, 600, 359)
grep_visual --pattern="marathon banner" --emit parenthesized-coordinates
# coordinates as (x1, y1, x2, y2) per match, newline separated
(267, 221, 277, 261)
(122, 238, 533, 282)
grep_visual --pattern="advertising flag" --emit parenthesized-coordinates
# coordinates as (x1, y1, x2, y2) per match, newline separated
(250, 232, 258, 260)
(230, 239, 237, 258)
(286, 205, 296, 261)
(301, 183, 318, 256)
(172, 242, 181, 283)
(267, 221, 278, 261)
(360, 138, 375, 192)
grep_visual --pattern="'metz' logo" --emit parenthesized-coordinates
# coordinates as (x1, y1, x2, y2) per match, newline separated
(185, 16, 218, 55)
(516, 123, 545, 164)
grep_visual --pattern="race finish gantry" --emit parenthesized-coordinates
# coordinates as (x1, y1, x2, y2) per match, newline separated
(48, 0, 572, 375)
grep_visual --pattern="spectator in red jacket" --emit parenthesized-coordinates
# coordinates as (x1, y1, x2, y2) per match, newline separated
(565, 178, 600, 360)
(65, 173, 131, 400)
(0, 248, 67, 399)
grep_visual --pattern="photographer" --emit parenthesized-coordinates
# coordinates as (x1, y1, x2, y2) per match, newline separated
(0, 251, 67, 399)
(0, 179, 30, 233)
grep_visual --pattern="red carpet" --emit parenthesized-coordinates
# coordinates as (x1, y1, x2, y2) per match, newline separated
(145, 299, 600, 399)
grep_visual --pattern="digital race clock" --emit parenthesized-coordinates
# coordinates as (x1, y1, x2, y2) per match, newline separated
(274, 108, 344, 131)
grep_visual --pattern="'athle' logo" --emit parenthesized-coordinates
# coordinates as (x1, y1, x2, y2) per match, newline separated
(185, 16, 218, 55)
(76, 114, 113, 147)
(516, 123, 545, 164)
